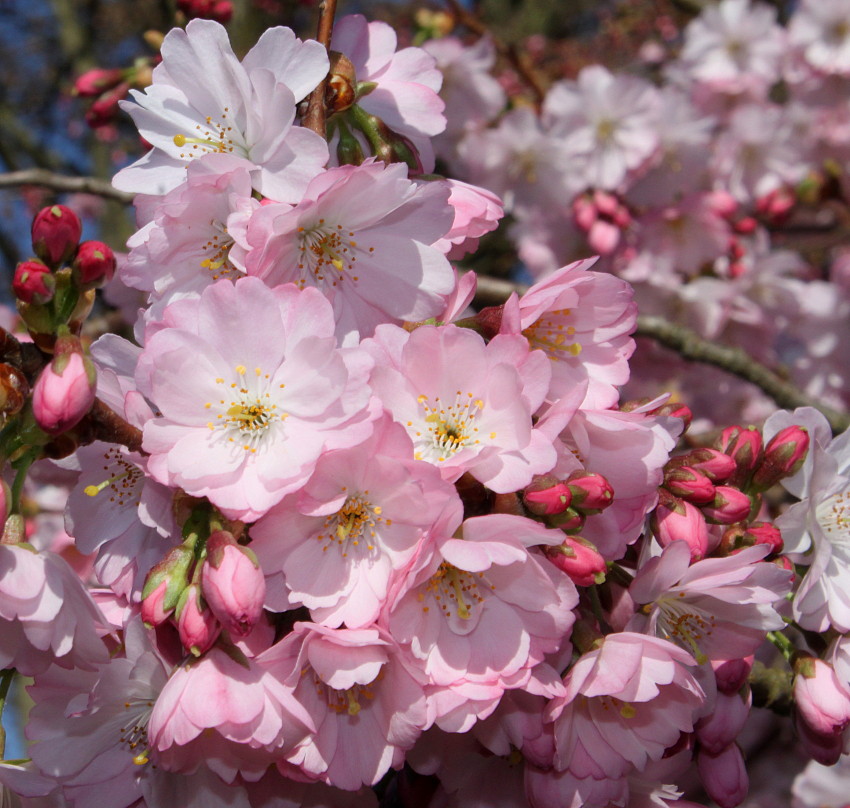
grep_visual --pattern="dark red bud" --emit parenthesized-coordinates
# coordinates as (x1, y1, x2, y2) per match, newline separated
(73, 240, 117, 287)
(31, 205, 82, 267)
(13, 260, 54, 304)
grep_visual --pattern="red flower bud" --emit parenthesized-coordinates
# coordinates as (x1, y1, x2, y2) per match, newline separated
(714, 426, 763, 488)
(750, 425, 810, 492)
(743, 522, 783, 554)
(544, 535, 606, 587)
(30, 205, 82, 268)
(524, 482, 572, 515)
(177, 0, 234, 23)
(702, 486, 753, 524)
(670, 448, 737, 483)
(566, 471, 614, 513)
(73, 240, 117, 287)
(651, 489, 709, 561)
(74, 67, 125, 97)
(13, 260, 54, 304)
(85, 81, 131, 128)
(664, 465, 716, 504)
(712, 655, 754, 694)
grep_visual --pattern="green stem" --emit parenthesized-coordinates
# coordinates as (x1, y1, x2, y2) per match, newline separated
(0, 668, 16, 758)
(767, 629, 796, 663)
(587, 585, 612, 635)
(10, 447, 39, 515)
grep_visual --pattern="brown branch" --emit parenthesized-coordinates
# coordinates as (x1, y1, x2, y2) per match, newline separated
(302, 0, 339, 137)
(470, 273, 850, 435)
(444, 0, 547, 110)
(0, 169, 134, 205)
(86, 398, 144, 453)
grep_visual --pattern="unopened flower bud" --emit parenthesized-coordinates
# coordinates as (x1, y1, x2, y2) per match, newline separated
(652, 489, 709, 561)
(743, 522, 783, 554)
(794, 656, 850, 737)
(750, 425, 810, 492)
(652, 400, 693, 428)
(326, 51, 357, 114)
(702, 486, 753, 525)
(73, 240, 117, 288)
(176, 583, 221, 656)
(548, 506, 585, 532)
(664, 465, 715, 504)
(141, 543, 195, 627)
(32, 335, 97, 435)
(697, 744, 748, 808)
(714, 426, 762, 488)
(202, 530, 266, 637)
(177, 0, 233, 22)
(566, 471, 614, 513)
(524, 479, 572, 515)
(85, 80, 131, 128)
(713, 655, 754, 694)
(544, 535, 606, 586)
(697, 688, 751, 755)
(30, 205, 82, 268)
(795, 712, 844, 766)
(74, 67, 125, 97)
(668, 448, 737, 483)
(0, 362, 29, 417)
(13, 260, 54, 304)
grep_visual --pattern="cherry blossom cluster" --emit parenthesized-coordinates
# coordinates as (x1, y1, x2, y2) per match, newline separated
(1, 5, 850, 808)
(429, 0, 850, 430)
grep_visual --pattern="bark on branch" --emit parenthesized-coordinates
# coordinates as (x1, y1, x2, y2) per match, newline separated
(0, 169, 134, 205)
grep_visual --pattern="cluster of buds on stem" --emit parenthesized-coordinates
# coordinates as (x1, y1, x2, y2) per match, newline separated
(523, 470, 614, 532)
(140, 513, 266, 656)
(74, 57, 157, 129)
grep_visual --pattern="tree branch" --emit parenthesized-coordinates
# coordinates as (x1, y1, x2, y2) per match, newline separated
(302, 0, 339, 137)
(443, 0, 547, 109)
(471, 273, 850, 434)
(0, 169, 134, 204)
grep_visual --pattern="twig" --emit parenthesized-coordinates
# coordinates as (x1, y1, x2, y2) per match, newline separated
(470, 273, 850, 434)
(302, 0, 339, 137)
(0, 169, 134, 205)
(87, 398, 144, 453)
(443, 0, 547, 110)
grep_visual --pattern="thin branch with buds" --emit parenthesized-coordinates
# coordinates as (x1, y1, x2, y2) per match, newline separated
(0, 169, 134, 204)
(471, 272, 850, 434)
(303, 0, 340, 137)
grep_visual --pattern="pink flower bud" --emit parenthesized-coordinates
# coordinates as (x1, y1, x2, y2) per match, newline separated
(176, 583, 221, 656)
(586, 219, 621, 254)
(653, 400, 693, 428)
(712, 655, 754, 694)
(85, 81, 131, 128)
(708, 190, 738, 218)
(795, 712, 844, 766)
(572, 195, 597, 231)
(12, 260, 54, 304)
(668, 448, 737, 483)
(697, 744, 748, 808)
(794, 656, 850, 737)
(30, 205, 82, 268)
(524, 481, 572, 515)
(548, 506, 585, 532)
(141, 543, 195, 627)
(73, 240, 117, 287)
(177, 0, 234, 23)
(592, 189, 620, 218)
(202, 530, 266, 637)
(743, 522, 783, 554)
(733, 216, 758, 234)
(714, 426, 763, 488)
(74, 67, 125, 97)
(544, 535, 607, 587)
(664, 466, 716, 504)
(756, 187, 794, 221)
(702, 487, 753, 524)
(652, 490, 709, 561)
(566, 471, 614, 513)
(32, 336, 97, 435)
(697, 689, 751, 754)
(750, 425, 810, 492)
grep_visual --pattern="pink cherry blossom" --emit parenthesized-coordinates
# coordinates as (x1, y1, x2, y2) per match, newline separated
(364, 323, 560, 492)
(250, 415, 459, 628)
(244, 161, 455, 345)
(544, 633, 705, 797)
(137, 277, 376, 521)
(113, 19, 329, 199)
(260, 622, 428, 791)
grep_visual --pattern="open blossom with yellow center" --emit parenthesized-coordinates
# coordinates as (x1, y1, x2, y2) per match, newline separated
(113, 18, 329, 199)
(244, 160, 455, 345)
(365, 323, 559, 493)
(251, 416, 459, 629)
(138, 277, 374, 522)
